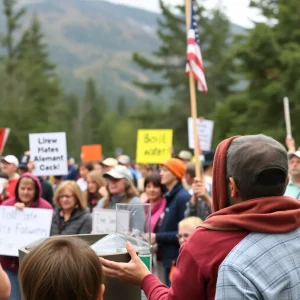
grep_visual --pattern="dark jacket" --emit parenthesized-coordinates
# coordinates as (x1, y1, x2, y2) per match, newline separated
(184, 197, 212, 220)
(51, 208, 92, 236)
(62, 165, 78, 181)
(156, 182, 190, 268)
(39, 177, 53, 206)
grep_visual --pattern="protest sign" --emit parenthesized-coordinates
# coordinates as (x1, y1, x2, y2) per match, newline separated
(93, 209, 130, 234)
(0, 128, 10, 155)
(0, 206, 53, 257)
(136, 129, 173, 164)
(188, 118, 214, 151)
(81, 144, 102, 162)
(29, 132, 68, 176)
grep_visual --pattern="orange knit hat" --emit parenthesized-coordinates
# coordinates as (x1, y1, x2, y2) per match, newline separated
(162, 158, 186, 180)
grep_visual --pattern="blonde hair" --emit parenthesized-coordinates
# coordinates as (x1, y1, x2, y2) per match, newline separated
(19, 237, 103, 300)
(87, 170, 106, 189)
(85, 170, 107, 203)
(103, 178, 139, 209)
(179, 217, 203, 228)
(19, 177, 35, 186)
(54, 181, 87, 209)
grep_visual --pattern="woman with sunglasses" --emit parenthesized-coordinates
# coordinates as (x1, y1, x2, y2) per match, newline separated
(51, 181, 92, 235)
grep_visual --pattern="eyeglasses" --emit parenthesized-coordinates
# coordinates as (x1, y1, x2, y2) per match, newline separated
(176, 233, 190, 240)
(58, 194, 73, 199)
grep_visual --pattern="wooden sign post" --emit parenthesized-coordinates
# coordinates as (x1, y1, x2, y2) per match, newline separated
(185, 0, 201, 178)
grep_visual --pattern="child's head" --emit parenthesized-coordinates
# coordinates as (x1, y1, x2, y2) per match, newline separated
(19, 237, 105, 300)
(177, 217, 202, 247)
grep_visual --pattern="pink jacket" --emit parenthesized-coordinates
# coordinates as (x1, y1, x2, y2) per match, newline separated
(0, 173, 53, 272)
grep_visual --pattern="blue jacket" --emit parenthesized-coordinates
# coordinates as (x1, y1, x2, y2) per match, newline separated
(156, 182, 191, 268)
(62, 165, 78, 181)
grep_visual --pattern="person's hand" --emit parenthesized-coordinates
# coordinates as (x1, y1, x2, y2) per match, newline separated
(140, 192, 148, 203)
(285, 137, 296, 153)
(192, 177, 208, 198)
(100, 242, 151, 286)
(14, 202, 25, 210)
(150, 233, 156, 245)
(99, 186, 108, 198)
(191, 177, 211, 206)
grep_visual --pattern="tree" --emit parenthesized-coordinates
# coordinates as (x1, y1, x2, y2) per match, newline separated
(0, 6, 62, 155)
(213, 0, 300, 146)
(16, 14, 56, 75)
(117, 96, 128, 117)
(132, 0, 235, 150)
(1, 0, 26, 74)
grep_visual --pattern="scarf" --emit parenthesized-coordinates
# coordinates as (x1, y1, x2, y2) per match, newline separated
(199, 136, 300, 233)
(146, 197, 166, 232)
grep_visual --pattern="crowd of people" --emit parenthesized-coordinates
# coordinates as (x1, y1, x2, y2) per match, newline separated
(0, 149, 213, 299)
(1, 134, 300, 299)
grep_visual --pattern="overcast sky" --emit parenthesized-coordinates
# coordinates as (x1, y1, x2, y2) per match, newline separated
(22, 0, 264, 28)
(106, 0, 263, 28)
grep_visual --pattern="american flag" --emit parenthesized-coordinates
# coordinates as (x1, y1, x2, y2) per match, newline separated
(186, 0, 208, 93)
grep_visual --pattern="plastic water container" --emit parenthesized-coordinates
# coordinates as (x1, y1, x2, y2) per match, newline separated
(116, 203, 152, 300)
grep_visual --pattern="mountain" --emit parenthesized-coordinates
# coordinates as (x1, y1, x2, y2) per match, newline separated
(0, 0, 244, 107)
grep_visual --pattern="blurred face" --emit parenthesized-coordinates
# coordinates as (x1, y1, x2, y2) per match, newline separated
(177, 225, 197, 247)
(87, 179, 98, 194)
(2, 162, 17, 176)
(58, 187, 77, 211)
(289, 156, 300, 176)
(160, 167, 177, 186)
(108, 178, 126, 195)
(140, 166, 148, 178)
(18, 180, 36, 205)
(185, 173, 193, 185)
(79, 166, 89, 180)
(27, 159, 35, 172)
(145, 182, 162, 203)
(94, 163, 102, 172)
(103, 165, 113, 173)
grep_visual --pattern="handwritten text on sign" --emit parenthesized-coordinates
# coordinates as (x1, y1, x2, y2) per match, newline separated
(188, 118, 214, 151)
(93, 209, 130, 234)
(29, 132, 68, 176)
(0, 207, 53, 257)
(136, 129, 173, 164)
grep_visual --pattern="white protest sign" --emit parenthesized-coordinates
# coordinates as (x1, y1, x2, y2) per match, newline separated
(0, 207, 53, 257)
(92, 209, 130, 234)
(188, 118, 214, 151)
(29, 132, 68, 176)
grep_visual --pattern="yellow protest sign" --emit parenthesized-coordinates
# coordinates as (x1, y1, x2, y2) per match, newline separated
(136, 129, 173, 164)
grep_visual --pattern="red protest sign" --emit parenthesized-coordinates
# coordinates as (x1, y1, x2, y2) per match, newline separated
(0, 128, 10, 155)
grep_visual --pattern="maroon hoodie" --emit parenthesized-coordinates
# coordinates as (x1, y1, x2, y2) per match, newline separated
(141, 137, 249, 300)
(141, 136, 300, 300)
(0, 173, 53, 272)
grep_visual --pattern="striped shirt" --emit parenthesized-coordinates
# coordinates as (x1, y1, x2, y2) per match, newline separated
(215, 228, 300, 300)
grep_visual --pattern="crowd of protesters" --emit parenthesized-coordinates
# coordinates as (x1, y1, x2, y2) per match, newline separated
(1, 134, 300, 299)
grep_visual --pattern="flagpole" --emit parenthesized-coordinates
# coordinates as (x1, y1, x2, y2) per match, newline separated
(185, 0, 201, 179)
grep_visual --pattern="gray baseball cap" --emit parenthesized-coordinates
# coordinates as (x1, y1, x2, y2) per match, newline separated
(104, 165, 133, 182)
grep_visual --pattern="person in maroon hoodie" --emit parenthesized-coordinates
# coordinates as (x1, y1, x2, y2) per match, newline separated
(0, 173, 53, 300)
(100, 134, 300, 300)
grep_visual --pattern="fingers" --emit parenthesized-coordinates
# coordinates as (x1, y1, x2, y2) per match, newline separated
(194, 177, 201, 183)
(102, 265, 121, 279)
(100, 257, 123, 271)
(126, 242, 138, 260)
